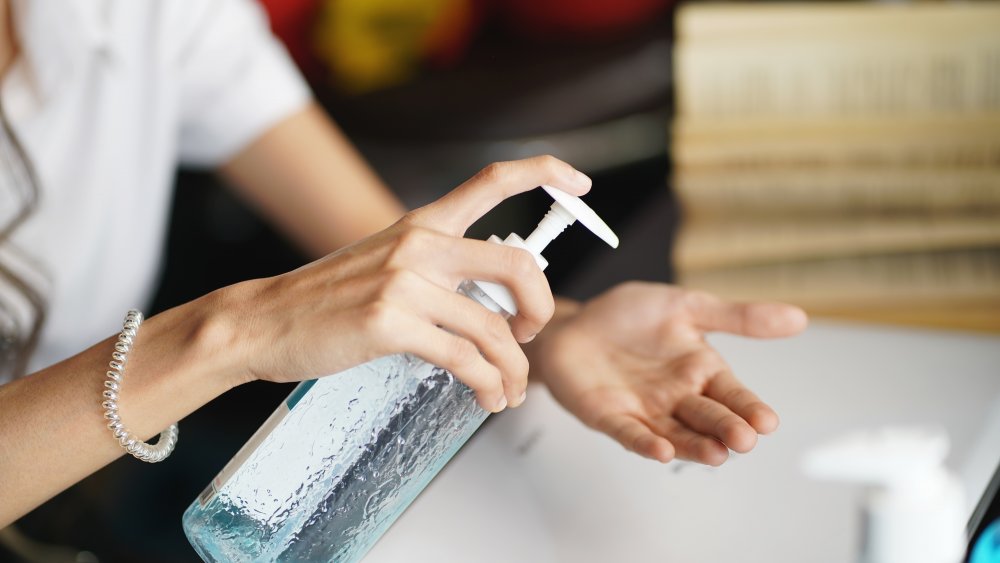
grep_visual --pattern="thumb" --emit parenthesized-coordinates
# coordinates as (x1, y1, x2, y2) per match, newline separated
(408, 155, 591, 236)
(686, 290, 809, 338)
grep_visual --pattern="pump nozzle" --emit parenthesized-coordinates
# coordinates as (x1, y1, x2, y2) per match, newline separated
(472, 185, 618, 315)
(536, 185, 619, 250)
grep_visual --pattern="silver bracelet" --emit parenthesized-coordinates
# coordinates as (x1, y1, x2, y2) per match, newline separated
(101, 309, 179, 462)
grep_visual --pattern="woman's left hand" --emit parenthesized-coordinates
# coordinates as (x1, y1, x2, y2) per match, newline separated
(531, 282, 808, 466)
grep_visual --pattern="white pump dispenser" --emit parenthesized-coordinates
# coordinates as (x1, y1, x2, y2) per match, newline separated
(802, 427, 966, 563)
(473, 184, 620, 315)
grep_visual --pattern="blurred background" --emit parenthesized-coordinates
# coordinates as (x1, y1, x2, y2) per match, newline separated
(5, 0, 999, 561)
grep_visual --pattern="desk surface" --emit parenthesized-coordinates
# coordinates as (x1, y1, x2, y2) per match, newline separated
(366, 321, 1000, 563)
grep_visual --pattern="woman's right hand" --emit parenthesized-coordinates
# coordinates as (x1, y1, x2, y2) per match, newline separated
(219, 156, 591, 412)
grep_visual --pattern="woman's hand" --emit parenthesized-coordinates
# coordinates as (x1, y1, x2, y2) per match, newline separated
(532, 282, 808, 466)
(225, 155, 591, 412)
(0, 156, 588, 525)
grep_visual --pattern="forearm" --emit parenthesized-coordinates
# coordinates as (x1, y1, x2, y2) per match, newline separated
(0, 289, 248, 526)
(220, 102, 406, 257)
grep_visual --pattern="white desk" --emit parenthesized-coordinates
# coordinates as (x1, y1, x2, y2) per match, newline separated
(366, 322, 1000, 563)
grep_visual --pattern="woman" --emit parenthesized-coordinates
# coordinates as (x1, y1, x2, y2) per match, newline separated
(0, 0, 807, 530)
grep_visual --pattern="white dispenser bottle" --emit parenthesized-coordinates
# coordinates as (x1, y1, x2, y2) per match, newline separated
(182, 186, 618, 562)
(802, 427, 966, 563)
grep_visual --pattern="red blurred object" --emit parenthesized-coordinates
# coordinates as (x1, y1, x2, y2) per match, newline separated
(499, 0, 672, 40)
(259, 0, 323, 78)
(423, 0, 485, 69)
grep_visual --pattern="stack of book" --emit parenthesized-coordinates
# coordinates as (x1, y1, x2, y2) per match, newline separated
(671, 2, 1000, 332)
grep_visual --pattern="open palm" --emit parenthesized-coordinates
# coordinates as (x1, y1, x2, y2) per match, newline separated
(534, 282, 808, 466)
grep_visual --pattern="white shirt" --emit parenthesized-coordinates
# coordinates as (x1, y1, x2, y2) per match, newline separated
(1, 0, 310, 378)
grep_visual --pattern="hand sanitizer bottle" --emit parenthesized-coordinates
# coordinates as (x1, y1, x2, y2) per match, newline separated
(802, 427, 966, 563)
(182, 186, 619, 563)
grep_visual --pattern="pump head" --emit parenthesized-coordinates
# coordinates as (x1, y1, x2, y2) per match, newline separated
(473, 185, 618, 315)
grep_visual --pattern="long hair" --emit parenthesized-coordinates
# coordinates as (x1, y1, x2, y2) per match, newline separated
(0, 95, 47, 381)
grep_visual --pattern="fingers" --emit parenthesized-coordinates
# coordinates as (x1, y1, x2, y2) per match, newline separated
(380, 156, 590, 340)
(408, 155, 592, 237)
(674, 395, 758, 453)
(444, 239, 554, 342)
(660, 421, 730, 466)
(408, 275, 530, 408)
(385, 307, 509, 412)
(704, 370, 780, 435)
(384, 231, 554, 342)
(684, 290, 809, 338)
(600, 413, 731, 466)
(363, 269, 530, 411)
(597, 414, 676, 463)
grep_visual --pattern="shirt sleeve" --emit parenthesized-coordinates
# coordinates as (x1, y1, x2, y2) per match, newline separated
(173, 0, 312, 167)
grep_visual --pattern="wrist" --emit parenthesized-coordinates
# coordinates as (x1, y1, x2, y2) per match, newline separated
(185, 282, 258, 391)
(107, 289, 248, 442)
(145, 283, 255, 397)
(524, 296, 581, 385)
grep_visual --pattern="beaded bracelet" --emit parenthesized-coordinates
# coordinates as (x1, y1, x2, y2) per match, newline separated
(101, 309, 179, 462)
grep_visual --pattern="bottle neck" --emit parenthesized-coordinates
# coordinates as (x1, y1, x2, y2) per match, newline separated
(459, 280, 513, 318)
(523, 203, 574, 254)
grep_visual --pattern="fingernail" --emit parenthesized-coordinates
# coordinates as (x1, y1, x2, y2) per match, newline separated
(518, 390, 527, 405)
(522, 333, 537, 343)
(571, 168, 592, 190)
(494, 396, 508, 412)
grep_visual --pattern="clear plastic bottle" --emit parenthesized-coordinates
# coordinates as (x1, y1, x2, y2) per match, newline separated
(182, 187, 618, 562)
